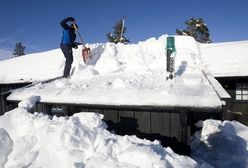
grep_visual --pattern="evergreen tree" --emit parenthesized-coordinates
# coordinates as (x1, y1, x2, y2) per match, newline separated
(106, 18, 129, 44)
(13, 42, 25, 56)
(176, 17, 212, 43)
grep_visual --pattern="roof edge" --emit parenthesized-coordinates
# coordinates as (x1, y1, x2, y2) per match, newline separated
(7, 99, 223, 113)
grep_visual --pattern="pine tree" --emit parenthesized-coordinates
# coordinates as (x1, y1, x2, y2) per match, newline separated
(176, 17, 212, 43)
(106, 18, 130, 44)
(13, 42, 25, 56)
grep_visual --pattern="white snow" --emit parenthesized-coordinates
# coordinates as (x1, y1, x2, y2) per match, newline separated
(199, 40, 248, 77)
(0, 97, 200, 168)
(1, 35, 248, 167)
(1, 96, 248, 167)
(0, 49, 65, 83)
(4, 35, 224, 108)
(192, 119, 248, 168)
(203, 74, 230, 99)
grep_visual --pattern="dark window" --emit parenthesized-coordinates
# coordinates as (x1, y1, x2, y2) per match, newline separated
(236, 83, 248, 101)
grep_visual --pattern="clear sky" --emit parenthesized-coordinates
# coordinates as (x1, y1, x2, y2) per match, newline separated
(0, 0, 247, 54)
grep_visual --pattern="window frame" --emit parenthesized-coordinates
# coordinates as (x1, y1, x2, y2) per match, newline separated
(235, 83, 248, 102)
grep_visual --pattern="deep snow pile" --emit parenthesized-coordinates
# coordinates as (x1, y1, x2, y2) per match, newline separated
(7, 35, 223, 108)
(1, 97, 248, 168)
(0, 97, 199, 168)
(192, 119, 248, 168)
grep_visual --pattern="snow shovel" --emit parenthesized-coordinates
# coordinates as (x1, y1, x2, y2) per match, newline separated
(73, 24, 91, 62)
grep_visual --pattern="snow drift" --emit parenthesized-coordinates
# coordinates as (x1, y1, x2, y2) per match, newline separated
(1, 97, 248, 168)
(192, 119, 248, 168)
(0, 97, 199, 168)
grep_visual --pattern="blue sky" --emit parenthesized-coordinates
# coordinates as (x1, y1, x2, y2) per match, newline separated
(0, 0, 247, 54)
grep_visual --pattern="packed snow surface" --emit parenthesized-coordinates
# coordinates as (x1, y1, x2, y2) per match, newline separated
(6, 35, 223, 108)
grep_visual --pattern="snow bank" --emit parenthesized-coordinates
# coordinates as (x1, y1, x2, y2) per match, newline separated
(0, 97, 200, 168)
(174, 36, 199, 54)
(192, 119, 248, 168)
(94, 36, 166, 75)
(0, 129, 13, 168)
(2, 93, 248, 168)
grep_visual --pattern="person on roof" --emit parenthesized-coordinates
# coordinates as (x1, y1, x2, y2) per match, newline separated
(60, 17, 78, 78)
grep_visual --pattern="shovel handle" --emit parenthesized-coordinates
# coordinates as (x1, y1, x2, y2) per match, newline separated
(72, 23, 87, 48)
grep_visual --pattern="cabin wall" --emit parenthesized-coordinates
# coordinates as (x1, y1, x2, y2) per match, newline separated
(28, 103, 222, 155)
(1, 81, 224, 155)
(217, 77, 248, 125)
(0, 83, 30, 115)
(217, 77, 248, 113)
(1, 99, 223, 145)
(1, 97, 223, 155)
(33, 104, 190, 141)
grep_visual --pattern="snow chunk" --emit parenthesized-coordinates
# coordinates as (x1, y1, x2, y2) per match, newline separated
(117, 145, 166, 168)
(71, 64, 99, 80)
(112, 78, 125, 88)
(0, 128, 13, 168)
(18, 95, 40, 110)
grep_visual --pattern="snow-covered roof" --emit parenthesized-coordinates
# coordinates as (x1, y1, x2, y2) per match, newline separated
(199, 40, 248, 77)
(0, 49, 65, 83)
(4, 35, 226, 108)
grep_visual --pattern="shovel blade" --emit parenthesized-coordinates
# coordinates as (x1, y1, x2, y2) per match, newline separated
(82, 47, 91, 62)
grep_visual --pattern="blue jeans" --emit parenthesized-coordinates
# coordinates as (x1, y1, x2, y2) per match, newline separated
(60, 44, 73, 77)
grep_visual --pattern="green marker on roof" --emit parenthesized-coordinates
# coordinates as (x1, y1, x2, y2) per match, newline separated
(166, 36, 176, 52)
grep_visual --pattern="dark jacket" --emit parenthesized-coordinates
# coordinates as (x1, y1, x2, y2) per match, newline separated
(60, 17, 77, 47)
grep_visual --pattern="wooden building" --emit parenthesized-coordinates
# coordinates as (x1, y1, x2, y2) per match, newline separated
(0, 82, 30, 115)
(200, 40, 248, 124)
(217, 77, 248, 113)
(4, 98, 225, 155)
(0, 36, 234, 155)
